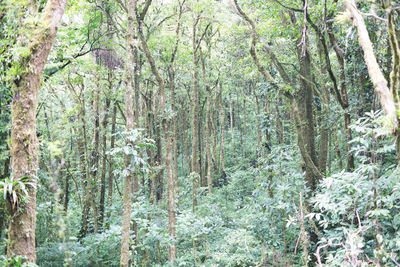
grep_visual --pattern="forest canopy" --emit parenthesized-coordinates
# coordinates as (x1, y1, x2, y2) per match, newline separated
(1, 0, 400, 266)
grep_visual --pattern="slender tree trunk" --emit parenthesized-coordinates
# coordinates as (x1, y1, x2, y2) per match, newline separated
(99, 95, 110, 230)
(219, 84, 225, 172)
(191, 19, 200, 210)
(155, 124, 163, 201)
(172, 117, 179, 205)
(120, 0, 136, 264)
(183, 110, 191, 174)
(206, 94, 213, 193)
(255, 94, 262, 151)
(169, 2, 183, 206)
(326, 20, 355, 170)
(77, 94, 91, 238)
(242, 96, 247, 155)
(200, 49, 213, 193)
(265, 101, 271, 145)
(275, 104, 284, 145)
(90, 83, 100, 233)
(0, 158, 10, 241)
(316, 39, 330, 175)
(334, 130, 343, 170)
(63, 160, 70, 213)
(198, 114, 204, 187)
(212, 97, 218, 171)
(106, 102, 117, 228)
(229, 94, 234, 152)
(132, 38, 140, 197)
(328, 131, 332, 174)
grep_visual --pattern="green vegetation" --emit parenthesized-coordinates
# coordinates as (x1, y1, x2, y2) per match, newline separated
(1, 0, 400, 266)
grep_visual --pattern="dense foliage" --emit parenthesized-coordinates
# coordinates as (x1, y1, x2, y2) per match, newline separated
(1, 0, 400, 266)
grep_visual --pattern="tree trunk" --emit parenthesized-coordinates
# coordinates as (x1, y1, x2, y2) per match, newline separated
(182, 110, 191, 174)
(7, 0, 66, 262)
(255, 94, 262, 151)
(219, 84, 225, 172)
(191, 19, 200, 209)
(77, 92, 91, 238)
(120, 0, 136, 264)
(63, 160, 70, 213)
(296, 36, 319, 192)
(106, 102, 117, 228)
(344, 0, 398, 131)
(90, 82, 100, 233)
(275, 104, 284, 145)
(212, 97, 218, 172)
(316, 38, 330, 175)
(99, 95, 110, 230)
(229, 94, 234, 152)
(242, 96, 247, 156)
(206, 93, 213, 193)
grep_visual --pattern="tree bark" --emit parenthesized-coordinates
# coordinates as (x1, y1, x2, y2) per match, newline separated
(191, 17, 201, 209)
(120, 0, 136, 265)
(344, 0, 398, 128)
(275, 104, 284, 145)
(296, 37, 319, 191)
(90, 81, 100, 233)
(7, 0, 66, 262)
(219, 84, 225, 172)
(229, 94, 234, 152)
(201, 52, 213, 194)
(183, 109, 191, 174)
(106, 102, 117, 228)
(99, 94, 110, 230)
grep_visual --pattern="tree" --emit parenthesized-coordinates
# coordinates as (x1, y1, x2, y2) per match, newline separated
(7, 0, 66, 262)
(344, 0, 400, 163)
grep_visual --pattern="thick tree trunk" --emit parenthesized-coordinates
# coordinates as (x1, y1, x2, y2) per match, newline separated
(296, 38, 319, 191)
(344, 0, 398, 129)
(7, 0, 66, 262)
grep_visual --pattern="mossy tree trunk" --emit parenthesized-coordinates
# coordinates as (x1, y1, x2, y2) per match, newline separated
(8, 0, 66, 262)
(345, 0, 400, 163)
